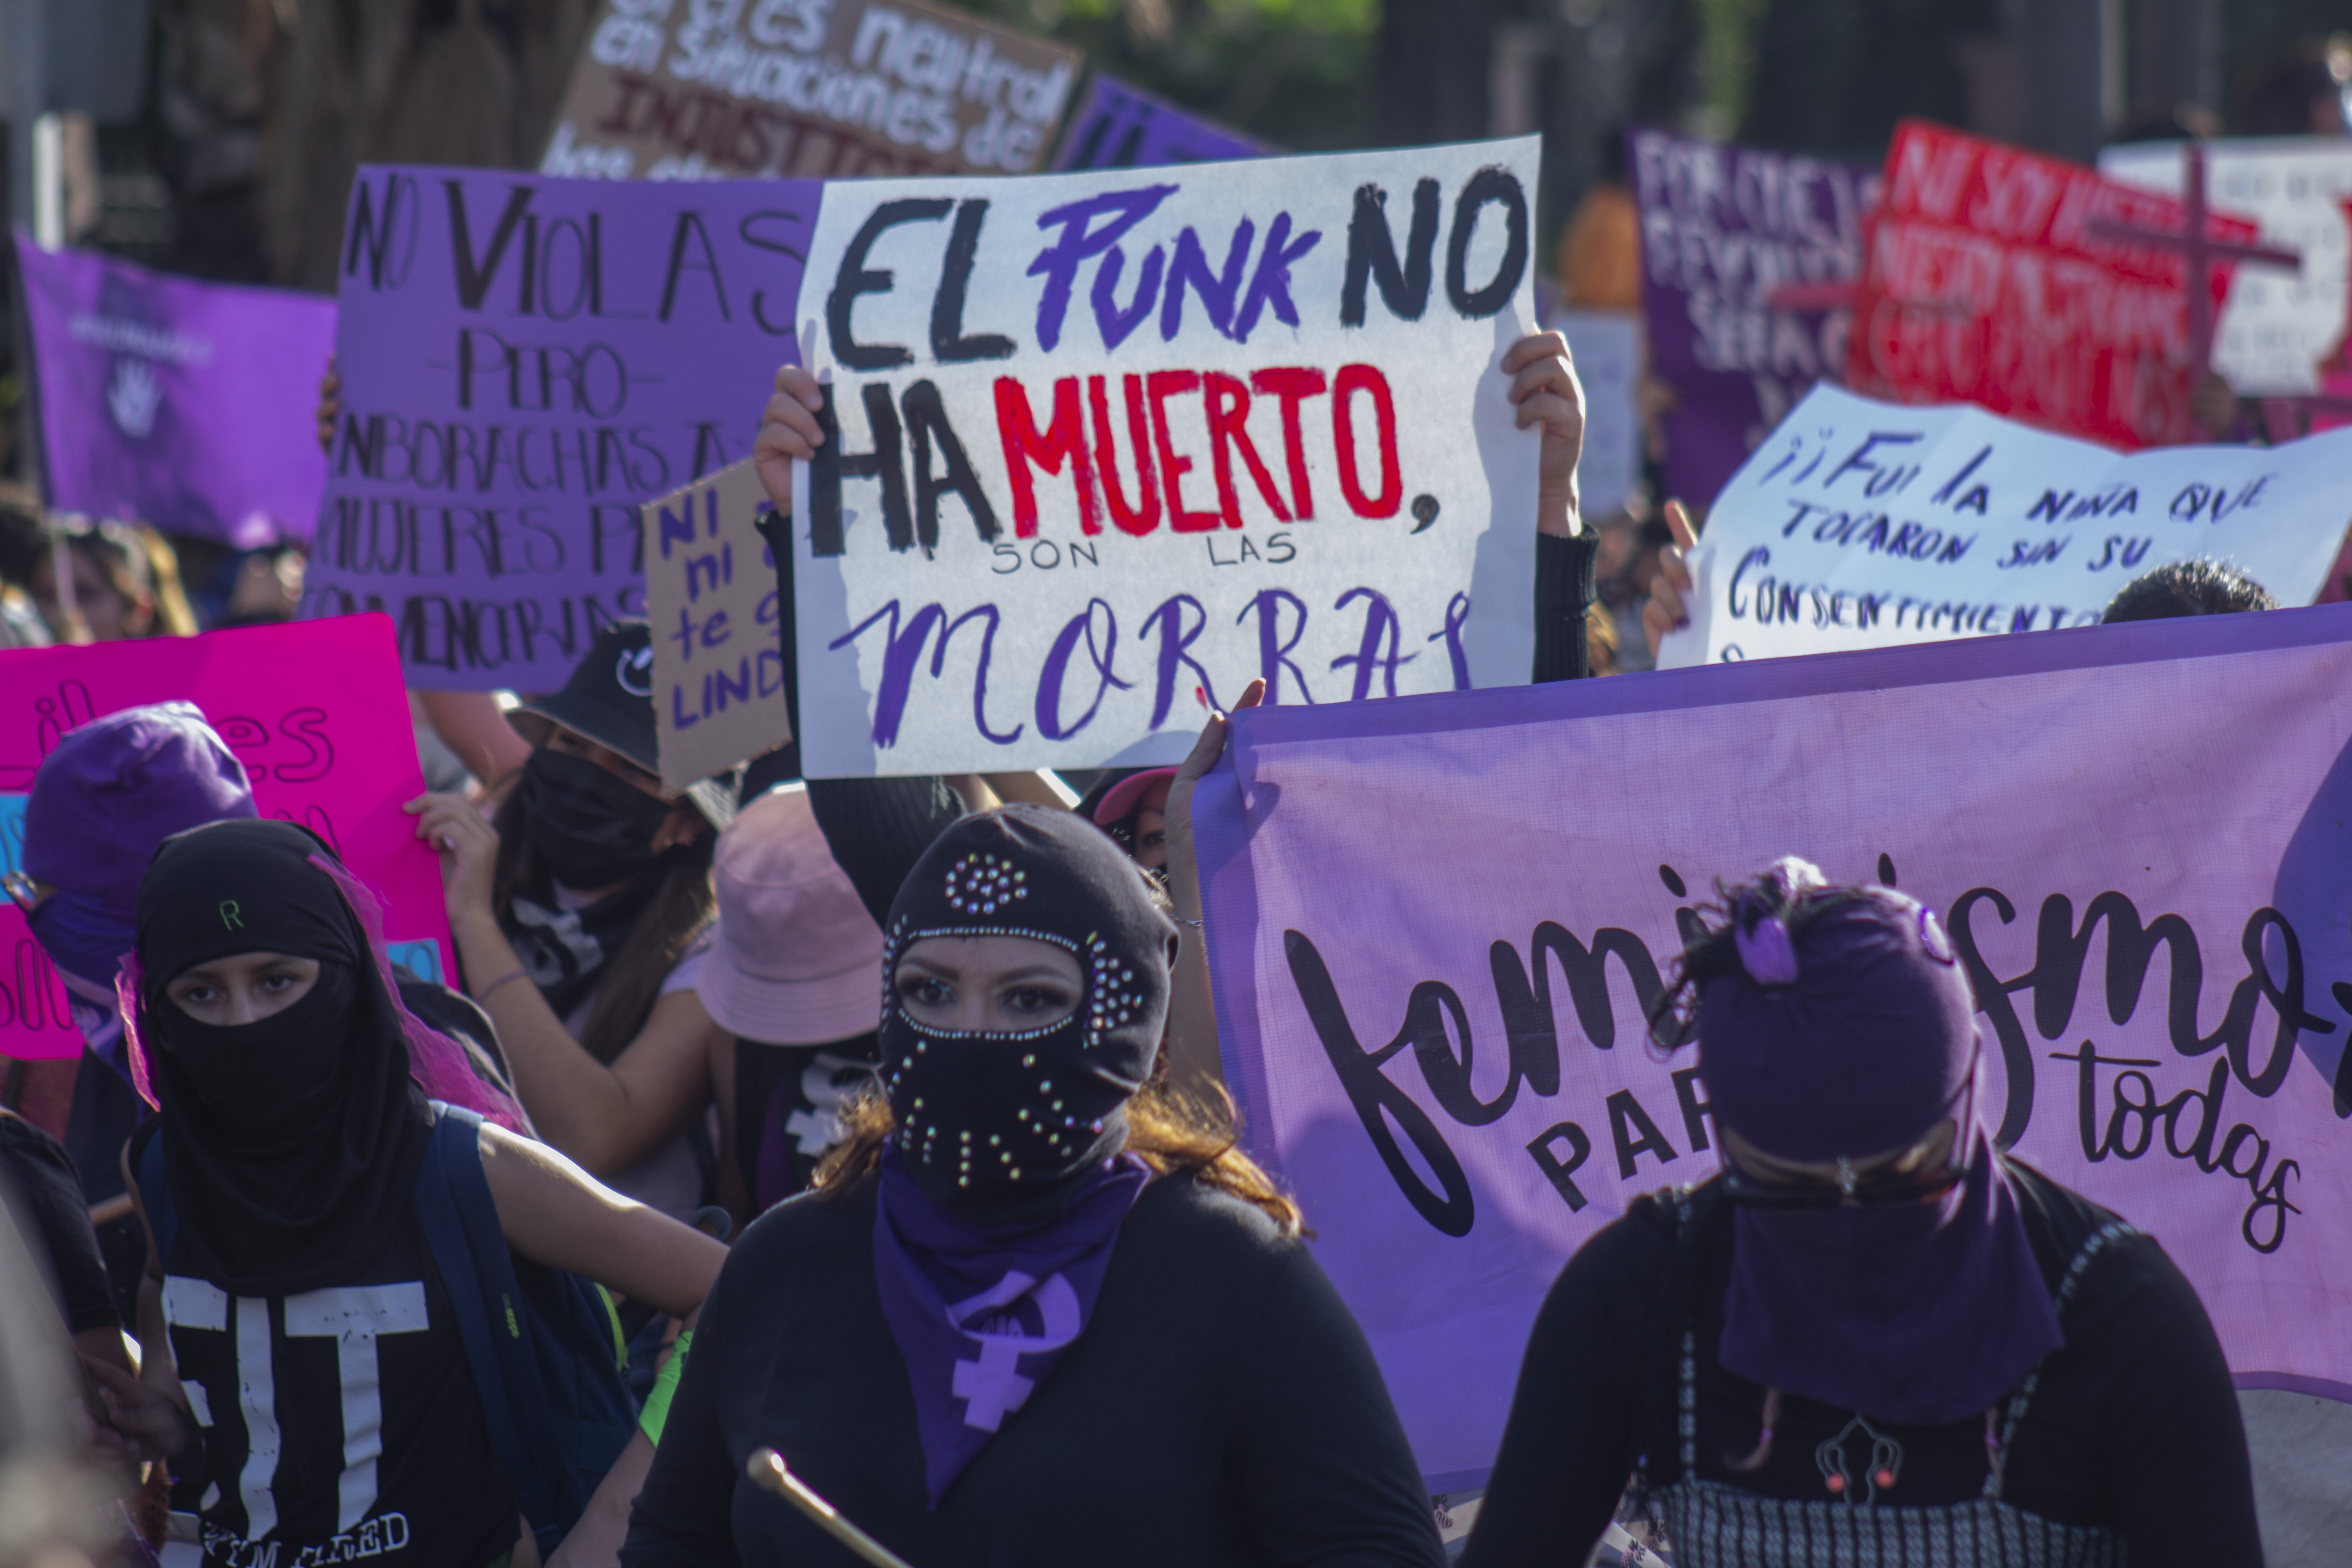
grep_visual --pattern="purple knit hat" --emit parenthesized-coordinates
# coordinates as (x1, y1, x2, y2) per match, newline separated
(24, 702, 257, 912)
(1695, 860, 2062, 1427)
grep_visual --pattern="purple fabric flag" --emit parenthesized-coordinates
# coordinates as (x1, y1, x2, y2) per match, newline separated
(16, 237, 335, 548)
(1628, 130, 1878, 509)
(1050, 75, 1269, 171)
(1194, 605, 2352, 1489)
(300, 167, 818, 692)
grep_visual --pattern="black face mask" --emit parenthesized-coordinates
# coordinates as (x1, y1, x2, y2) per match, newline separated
(154, 959, 359, 1136)
(878, 808, 1176, 1215)
(522, 748, 673, 890)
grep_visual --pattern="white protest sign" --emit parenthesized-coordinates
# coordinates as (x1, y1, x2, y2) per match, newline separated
(2101, 138, 2352, 396)
(644, 460, 792, 792)
(1656, 384, 2352, 668)
(1552, 310, 1639, 521)
(790, 138, 1543, 776)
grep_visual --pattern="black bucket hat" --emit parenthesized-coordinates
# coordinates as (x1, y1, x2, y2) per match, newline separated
(506, 620, 739, 829)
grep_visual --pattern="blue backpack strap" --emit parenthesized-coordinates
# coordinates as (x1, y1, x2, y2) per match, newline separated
(412, 1106, 563, 1554)
(134, 1128, 176, 1264)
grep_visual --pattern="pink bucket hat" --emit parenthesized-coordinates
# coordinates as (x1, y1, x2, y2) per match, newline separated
(698, 785, 885, 1045)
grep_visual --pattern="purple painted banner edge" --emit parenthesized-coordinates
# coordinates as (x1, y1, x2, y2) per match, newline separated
(1195, 759, 1283, 1179)
(1220, 600, 2352, 755)
(2234, 1371, 2352, 1403)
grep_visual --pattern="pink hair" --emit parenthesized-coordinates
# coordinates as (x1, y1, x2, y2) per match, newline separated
(306, 854, 534, 1135)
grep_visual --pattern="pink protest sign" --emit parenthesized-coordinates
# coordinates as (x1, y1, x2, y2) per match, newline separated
(0, 615, 451, 1061)
(1195, 606, 2352, 1488)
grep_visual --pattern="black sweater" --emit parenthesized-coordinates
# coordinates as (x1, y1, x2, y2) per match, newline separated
(1462, 1166, 2260, 1568)
(623, 1171, 1445, 1568)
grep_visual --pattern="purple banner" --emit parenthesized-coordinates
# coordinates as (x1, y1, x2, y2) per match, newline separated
(1196, 606, 2352, 1488)
(301, 166, 817, 692)
(16, 237, 335, 548)
(1050, 75, 1268, 171)
(1629, 130, 1878, 510)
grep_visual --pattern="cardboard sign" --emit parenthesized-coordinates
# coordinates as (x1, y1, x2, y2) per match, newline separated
(1851, 122, 2262, 448)
(1551, 310, 1639, 521)
(1051, 75, 1268, 171)
(0, 617, 451, 1061)
(1195, 604, 2352, 1485)
(16, 237, 336, 548)
(644, 458, 792, 791)
(541, 0, 1081, 182)
(1654, 383, 2352, 668)
(300, 165, 816, 692)
(2102, 137, 2352, 397)
(1628, 130, 1878, 506)
(789, 138, 1544, 776)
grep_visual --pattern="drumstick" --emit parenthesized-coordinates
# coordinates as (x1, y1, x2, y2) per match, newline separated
(745, 1448, 915, 1568)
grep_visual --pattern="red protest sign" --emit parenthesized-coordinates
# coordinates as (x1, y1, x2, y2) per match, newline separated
(1847, 120, 2259, 448)
(0, 615, 451, 1060)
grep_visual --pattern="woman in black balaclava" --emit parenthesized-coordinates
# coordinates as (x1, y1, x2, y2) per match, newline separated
(101, 818, 727, 1568)
(406, 619, 737, 1220)
(622, 804, 1445, 1568)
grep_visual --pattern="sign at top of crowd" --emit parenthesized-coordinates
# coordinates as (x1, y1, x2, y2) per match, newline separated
(1194, 605, 2352, 1485)
(1656, 383, 2352, 668)
(1628, 129, 1878, 507)
(1849, 120, 2259, 448)
(541, 0, 1081, 181)
(299, 164, 815, 693)
(789, 137, 1544, 777)
(0, 616, 452, 1061)
(1050, 74, 1269, 171)
(2102, 136, 2352, 396)
(15, 237, 335, 549)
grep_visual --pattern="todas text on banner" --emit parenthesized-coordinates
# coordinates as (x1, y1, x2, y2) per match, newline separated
(2102, 137, 2352, 397)
(791, 138, 1544, 777)
(0, 616, 451, 1061)
(16, 237, 335, 549)
(1629, 130, 1877, 507)
(301, 166, 817, 692)
(644, 459, 792, 793)
(1052, 75, 1269, 171)
(541, 0, 1081, 181)
(1849, 121, 2258, 448)
(1193, 607, 2352, 1486)
(1653, 383, 2352, 667)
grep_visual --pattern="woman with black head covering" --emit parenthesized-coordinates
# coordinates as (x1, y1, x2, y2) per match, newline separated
(102, 819, 725, 1568)
(622, 804, 1443, 1568)
(1463, 859, 2259, 1568)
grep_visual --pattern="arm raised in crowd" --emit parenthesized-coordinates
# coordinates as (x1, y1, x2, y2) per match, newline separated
(406, 791, 724, 1177)
(476, 1122, 724, 1318)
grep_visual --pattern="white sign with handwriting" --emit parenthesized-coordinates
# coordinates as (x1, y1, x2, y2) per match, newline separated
(1657, 384, 2352, 667)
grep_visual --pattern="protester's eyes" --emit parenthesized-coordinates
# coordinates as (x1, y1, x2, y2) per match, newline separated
(1138, 829, 1166, 853)
(898, 975, 951, 1007)
(260, 972, 304, 993)
(1003, 984, 1071, 1015)
(171, 982, 219, 1006)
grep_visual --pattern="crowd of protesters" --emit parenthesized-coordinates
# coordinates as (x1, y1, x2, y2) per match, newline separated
(7, 52, 2349, 1559)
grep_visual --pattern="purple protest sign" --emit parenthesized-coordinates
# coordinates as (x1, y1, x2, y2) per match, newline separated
(300, 167, 817, 692)
(1050, 75, 1268, 171)
(1629, 130, 1878, 509)
(1195, 607, 2352, 1487)
(16, 237, 335, 548)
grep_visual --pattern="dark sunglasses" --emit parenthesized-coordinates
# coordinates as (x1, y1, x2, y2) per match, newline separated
(1721, 1156, 1965, 1213)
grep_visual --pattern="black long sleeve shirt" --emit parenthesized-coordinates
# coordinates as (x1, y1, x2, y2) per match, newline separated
(1462, 1165, 2260, 1568)
(623, 1171, 1445, 1568)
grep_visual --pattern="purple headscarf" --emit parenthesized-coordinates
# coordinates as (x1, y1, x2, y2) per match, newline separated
(1697, 859, 2062, 1427)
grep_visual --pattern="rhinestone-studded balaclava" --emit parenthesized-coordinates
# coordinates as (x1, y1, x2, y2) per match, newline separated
(880, 804, 1177, 1213)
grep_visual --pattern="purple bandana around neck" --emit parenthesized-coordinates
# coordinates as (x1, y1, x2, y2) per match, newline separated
(872, 1143, 1149, 1504)
(1700, 880, 2063, 1426)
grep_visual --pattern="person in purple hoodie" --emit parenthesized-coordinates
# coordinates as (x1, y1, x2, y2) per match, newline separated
(623, 804, 1444, 1568)
(1464, 858, 2259, 1568)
